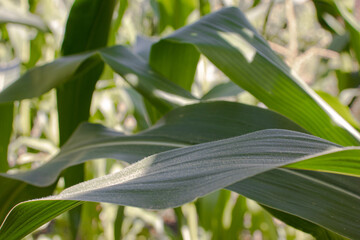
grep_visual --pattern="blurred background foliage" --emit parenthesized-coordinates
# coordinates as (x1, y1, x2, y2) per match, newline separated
(0, 0, 359, 239)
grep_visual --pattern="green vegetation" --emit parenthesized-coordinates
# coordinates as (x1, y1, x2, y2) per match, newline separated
(0, 0, 360, 239)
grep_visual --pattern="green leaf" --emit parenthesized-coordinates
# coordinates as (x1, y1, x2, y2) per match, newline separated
(61, 0, 116, 56)
(261, 205, 345, 240)
(1, 101, 305, 186)
(151, 0, 197, 32)
(335, 1, 360, 64)
(0, 176, 56, 223)
(228, 169, 360, 239)
(2, 7, 358, 146)
(336, 70, 360, 92)
(0, 200, 81, 240)
(201, 81, 243, 100)
(150, 41, 200, 91)
(0, 46, 197, 113)
(99, 46, 198, 113)
(58, 0, 116, 237)
(0, 52, 95, 102)
(317, 90, 360, 131)
(114, 206, 125, 240)
(0, 103, 13, 172)
(287, 148, 360, 176)
(108, 0, 129, 46)
(0, 9, 50, 32)
(198, 0, 211, 16)
(2, 129, 353, 240)
(159, 7, 360, 146)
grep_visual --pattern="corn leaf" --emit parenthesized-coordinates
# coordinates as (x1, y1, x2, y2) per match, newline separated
(1, 101, 305, 186)
(157, 7, 360, 146)
(1, 130, 360, 239)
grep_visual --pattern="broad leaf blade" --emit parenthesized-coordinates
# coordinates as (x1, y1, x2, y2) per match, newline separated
(0, 176, 56, 223)
(287, 148, 360, 176)
(0, 52, 95, 103)
(2, 129, 354, 240)
(0, 46, 197, 113)
(58, 0, 116, 237)
(150, 41, 200, 91)
(261, 205, 345, 240)
(99, 46, 198, 113)
(2, 131, 360, 239)
(227, 169, 360, 239)
(1, 101, 306, 186)
(161, 7, 360, 146)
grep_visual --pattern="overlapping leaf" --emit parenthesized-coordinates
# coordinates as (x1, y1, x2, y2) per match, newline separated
(0, 46, 197, 114)
(3, 129, 360, 240)
(1, 101, 305, 186)
(1, 6, 360, 240)
(156, 7, 360, 146)
(2, 7, 359, 146)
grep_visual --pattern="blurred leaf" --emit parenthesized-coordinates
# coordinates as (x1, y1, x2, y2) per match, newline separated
(3, 129, 358, 240)
(199, 0, 210, 16)
(1, 101, 306, 186)
(249, 202, 277, 239)
(25, 32, 46, 69)
(160, 7, 360, 146)
(336, 70, 360, 91)
(151, 0, 197, 32)
(196, 190, 231, 239)
(225, 196, 246, 240)
(328, 34, 349, 53)
(316, 90, 360, 131)
(123, 88, 151, 131)
(114, 206, 125, 240)
(252, 0, 262, 8)
(108, 0, 128, 46)
(133, 35, 157, 61)
(0, 103, 13, 172)
(312, 0, 342, 33)
(0, 9, 50, 32)
(335, 1, 360, 64)
(201, 81, 243, 100)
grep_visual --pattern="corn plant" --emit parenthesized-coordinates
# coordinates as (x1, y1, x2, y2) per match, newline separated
(0, 0, 360, 239)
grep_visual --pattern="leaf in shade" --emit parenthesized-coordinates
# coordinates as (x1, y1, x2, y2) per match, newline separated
(58, 0, 117, 237)
(1, 101, 306, 186)
(334, 1, 360, 65)
(0, 103, 13, 172)
(0, 46, 197, 114)
(4, 129, 360, 240)
(150, 41, 200, 91)
(159, 7, 360, 146)
(151, 0, 197, 32)
(227, 169, 360, 240)
(201, 81, 243, 100)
